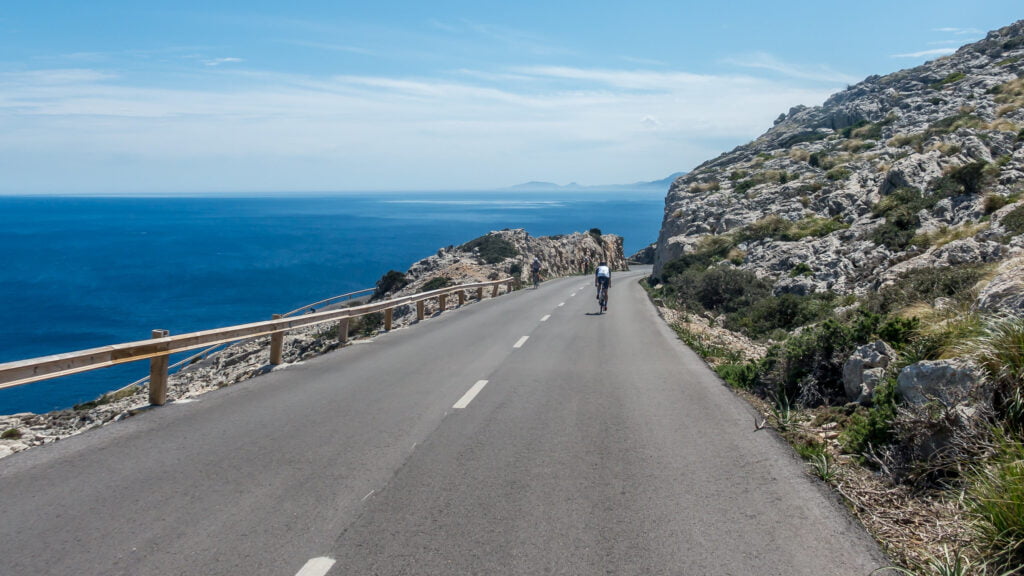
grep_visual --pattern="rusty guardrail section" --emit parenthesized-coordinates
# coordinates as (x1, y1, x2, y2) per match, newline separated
(0, 278, 515, 406)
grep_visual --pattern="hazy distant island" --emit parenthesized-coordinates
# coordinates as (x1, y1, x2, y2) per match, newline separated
(506, 172, 686, 192)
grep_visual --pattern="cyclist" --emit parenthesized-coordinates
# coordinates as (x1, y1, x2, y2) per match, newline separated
(594, 261, 611, 310)
(530, 258, 542, 288)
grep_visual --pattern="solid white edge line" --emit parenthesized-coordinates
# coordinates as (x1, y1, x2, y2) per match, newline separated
(454, 380, 488, 409)
(296, 557, 335, 576)
(513, 336, 529, 348)
(540, 314, 551, 322)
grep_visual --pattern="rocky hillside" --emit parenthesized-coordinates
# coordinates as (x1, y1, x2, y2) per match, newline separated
(653, 20, 1024, 305)
(649, 21, 1024, 571)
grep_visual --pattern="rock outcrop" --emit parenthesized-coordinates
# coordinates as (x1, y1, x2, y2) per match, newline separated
(653, 21, 1024, 300)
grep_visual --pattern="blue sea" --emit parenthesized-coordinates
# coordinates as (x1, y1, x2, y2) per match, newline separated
(0, 191, 664, 414)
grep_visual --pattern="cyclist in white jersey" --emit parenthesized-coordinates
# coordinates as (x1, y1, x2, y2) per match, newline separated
(595, 261, 611, 308)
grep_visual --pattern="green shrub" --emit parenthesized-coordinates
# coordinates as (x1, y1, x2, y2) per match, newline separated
(460, 234, 519, 264)
(726, 292, 833, 339)
(1, 428, 22, 440)
(929, 71, 966, 89)
(983, 193, 1009, 214)
(373, 270, 409, 300)
(787, 216, 849, 240)
(825, 166, 852, 181)
(790, 262, 813, 277)
(966, 434, 1024, 571)
(930, 161, 991, 197)
(715, 362, 760, 390)
(1001, 204, 1024, 235)
(588, 228, 602, 237)
(763, 313, 880, 402)
(676, 267, 772, 315)
(734, 179, 756, 195)
(869, 209, 920, 250)
(739, 215, 792, 242)
(421, 276, 454, 292)
(863, 264, 988, 315)
(658, 235, 737, 282)
(927, 113, 985, 137)
(509, 262, 523, 276)
(888, 133, 925, 152)
(358, 311, 383, 336)
(840, 379, 898, 457)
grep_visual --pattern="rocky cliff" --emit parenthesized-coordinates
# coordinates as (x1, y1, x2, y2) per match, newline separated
(648, 22, 1024, 569)
(653, 20, 1024, 307)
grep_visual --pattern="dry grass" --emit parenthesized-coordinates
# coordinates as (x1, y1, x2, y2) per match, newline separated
(987, 118, 1020, 132)
(789, 148, 811, 162)
(835, 463, 977, 570)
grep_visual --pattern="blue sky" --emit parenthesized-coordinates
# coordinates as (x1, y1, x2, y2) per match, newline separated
(0, 1, 1020, 194)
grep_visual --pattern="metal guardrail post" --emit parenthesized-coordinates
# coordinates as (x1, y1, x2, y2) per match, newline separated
(270, 314, 284, 365)
(457, 291, 466, 307)
(439, 294, 448, 312)
(491, 284, 499, 297)
(477, 287, 484, 301)
(416, 301, 425, 321)
(149, 329, 170, 406)
(338, 318, 349, 345)
(384, 308, 393, 331)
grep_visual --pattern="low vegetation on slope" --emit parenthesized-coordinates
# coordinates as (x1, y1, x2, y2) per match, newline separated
(649, 20, 1024, 575)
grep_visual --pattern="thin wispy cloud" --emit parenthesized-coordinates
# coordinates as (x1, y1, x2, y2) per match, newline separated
(934, 27, 983, 35)
(287, 40, 375, 56)
(204, 57, 244, 66)
(890, 48, 957, 59)
(721, 52, 859, 85)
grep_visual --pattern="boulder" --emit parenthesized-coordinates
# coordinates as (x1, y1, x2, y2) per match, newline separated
(896, 359, 982, 406)
(843, 341, 896, 403)
(976, 256, 1024, 315)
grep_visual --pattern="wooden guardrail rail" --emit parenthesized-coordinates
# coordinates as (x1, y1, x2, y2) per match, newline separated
(0, 278, 515, 406)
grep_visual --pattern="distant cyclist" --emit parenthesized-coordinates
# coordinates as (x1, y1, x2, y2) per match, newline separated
(595, 261, 611, 310)
(530, 257, 542, 288)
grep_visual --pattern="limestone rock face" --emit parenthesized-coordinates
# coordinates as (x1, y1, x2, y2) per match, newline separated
(896, 359, 983, 406)
(843, 341, 896, 404)
(976, 256, 1024, 314)
(397, 228, 627, 296)
(652, 20, 1024, 302)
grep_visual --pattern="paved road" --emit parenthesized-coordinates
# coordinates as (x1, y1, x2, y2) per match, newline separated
(0, 268, 888, 575)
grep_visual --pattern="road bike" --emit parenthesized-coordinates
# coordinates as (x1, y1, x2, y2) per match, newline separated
(596, 283, 608, 314)
(531, 270, 541, 289)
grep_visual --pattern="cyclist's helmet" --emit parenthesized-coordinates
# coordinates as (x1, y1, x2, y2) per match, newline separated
(599, 261, 607, 266)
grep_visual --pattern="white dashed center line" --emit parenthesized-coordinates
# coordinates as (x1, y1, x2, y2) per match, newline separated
(558, 302, 565, 307)
(513, 336, 529, 348)
(296, 557, 335, 576)
(454, 380, 489, 409)
(540, 314, 551, 322)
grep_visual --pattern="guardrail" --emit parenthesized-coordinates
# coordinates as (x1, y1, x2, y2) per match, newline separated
(112, 288, 380, 396)
(0, 278, 515, 407)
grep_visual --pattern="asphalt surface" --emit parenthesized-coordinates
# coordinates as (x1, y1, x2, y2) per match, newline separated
(0, 267, 889, 575)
